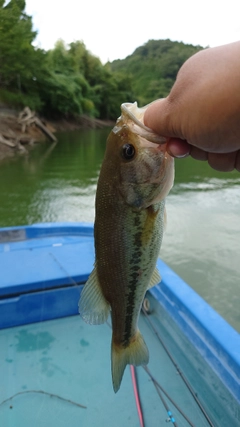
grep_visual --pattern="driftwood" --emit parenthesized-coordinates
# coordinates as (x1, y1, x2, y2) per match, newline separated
(0, 134, 16, 148)
(0, 132, 31, 153)
(0, 130, 35, 150)
(34, 117, 57, 142)
(18, 107, 57, 142)
(0, 107, 57, 152)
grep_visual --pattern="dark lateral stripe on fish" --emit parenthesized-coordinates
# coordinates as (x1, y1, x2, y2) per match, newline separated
(122, 206, 161, 345)
(123, 278, 140, 345)
(122, 214, 143, 346)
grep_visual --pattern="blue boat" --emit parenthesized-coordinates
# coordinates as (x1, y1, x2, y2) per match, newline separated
(0, 222, 240, 427)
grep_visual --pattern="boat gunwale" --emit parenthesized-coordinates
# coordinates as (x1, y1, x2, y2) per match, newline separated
(151, 258, 240, 404)
(0, 222, 94, 244)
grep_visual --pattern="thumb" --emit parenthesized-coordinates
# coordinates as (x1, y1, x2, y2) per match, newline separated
(144, 99, 191, 158)
(144, 98, 176, 137)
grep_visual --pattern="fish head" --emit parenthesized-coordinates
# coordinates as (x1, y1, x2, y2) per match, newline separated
(104, 102, 174, 209)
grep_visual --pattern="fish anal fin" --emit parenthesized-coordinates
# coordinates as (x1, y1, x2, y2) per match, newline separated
(111, 331, 149, 393)
(148, 266, 161, 289)
(78, 267, 110, 325)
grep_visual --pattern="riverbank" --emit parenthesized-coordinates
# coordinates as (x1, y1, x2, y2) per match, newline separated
(0, 109, 114, 161)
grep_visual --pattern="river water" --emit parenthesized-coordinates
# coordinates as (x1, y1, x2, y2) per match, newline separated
(0, 129, 239, 332)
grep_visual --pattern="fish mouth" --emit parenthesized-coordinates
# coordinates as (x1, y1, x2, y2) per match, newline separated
(138, 134, 168, 153)
(120, 102, 167, 146)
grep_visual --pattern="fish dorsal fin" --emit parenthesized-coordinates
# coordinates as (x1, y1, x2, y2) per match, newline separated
(78, 266, 110, 325)
(148, 266, 161, 289)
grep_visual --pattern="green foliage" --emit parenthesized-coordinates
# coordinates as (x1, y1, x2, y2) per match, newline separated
(0, 87, 42, 110)
(110, 39, 203, 105)
(0, 0, 38, 87)
(90, 66, 134, 119)
(39, 71, 95, 118)
(46, 39, 72, 74)
(39, 41, 94, 117)
(0, 2, 203, 119)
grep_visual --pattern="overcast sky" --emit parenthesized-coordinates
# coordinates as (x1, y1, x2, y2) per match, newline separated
(25, 0, 240, 64)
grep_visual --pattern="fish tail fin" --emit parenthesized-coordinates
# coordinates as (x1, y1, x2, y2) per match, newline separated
(111, 330, 149, 393)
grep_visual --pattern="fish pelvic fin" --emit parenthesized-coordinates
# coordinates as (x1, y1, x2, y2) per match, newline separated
(111, 330, 149, 393)
(78, 267, 110, 325)
(148, 266, 161, 289)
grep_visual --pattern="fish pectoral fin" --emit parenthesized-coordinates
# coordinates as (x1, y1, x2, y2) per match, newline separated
(111, 331, 149, 393)
(78, 267, 110, 325)
(148, 266, 161, 289)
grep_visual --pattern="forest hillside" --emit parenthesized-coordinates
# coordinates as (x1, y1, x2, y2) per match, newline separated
(110, 39, 203, 106)
(0, 0, 203, 120)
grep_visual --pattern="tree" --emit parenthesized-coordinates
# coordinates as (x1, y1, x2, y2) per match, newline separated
(40, 41, 95, 117)
(46, 40, 72, 74)
(0, 0, 38, 88)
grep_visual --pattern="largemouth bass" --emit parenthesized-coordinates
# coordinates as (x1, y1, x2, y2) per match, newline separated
(79, 102, 174, 393)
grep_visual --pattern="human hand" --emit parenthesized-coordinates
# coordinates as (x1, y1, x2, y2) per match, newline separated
(144, 42, 240, 172)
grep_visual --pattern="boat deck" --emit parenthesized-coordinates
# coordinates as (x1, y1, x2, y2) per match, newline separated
(1, 223, 240, 426)
(0, 223, 94, 297)
(1, 294, 239, 427)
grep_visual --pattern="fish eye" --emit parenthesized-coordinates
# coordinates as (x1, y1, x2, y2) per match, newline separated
(122, 143, 135, 160)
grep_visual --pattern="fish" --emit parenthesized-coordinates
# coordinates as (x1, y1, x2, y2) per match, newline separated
(79, 101, 174, 393)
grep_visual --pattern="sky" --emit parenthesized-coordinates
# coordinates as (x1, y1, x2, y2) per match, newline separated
(25, 0, 240, 64)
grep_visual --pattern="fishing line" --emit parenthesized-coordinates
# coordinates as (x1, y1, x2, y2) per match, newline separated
(49, 252, 80, 287)
(142, 302, 215, 427)
(0, 390, 86, 409)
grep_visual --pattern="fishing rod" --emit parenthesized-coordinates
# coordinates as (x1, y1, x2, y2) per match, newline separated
(144, 365, 195, 427)
(130, 366, 145, 427)
(134, 365, 179, 427)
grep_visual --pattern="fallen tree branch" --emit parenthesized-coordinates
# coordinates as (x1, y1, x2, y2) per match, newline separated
(0, 134, 16, 148)
(34, 117, 57, 142)
(18, 107, 57, 142)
